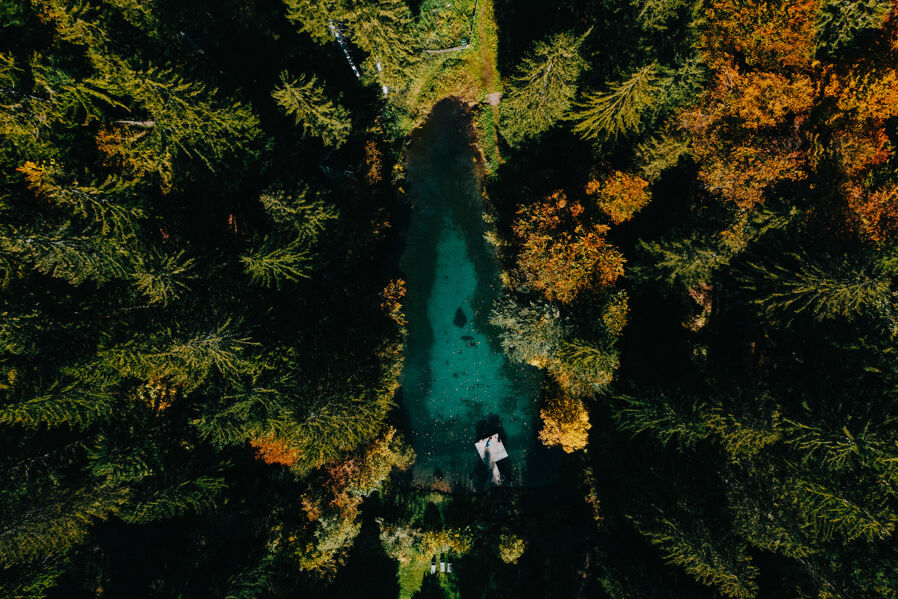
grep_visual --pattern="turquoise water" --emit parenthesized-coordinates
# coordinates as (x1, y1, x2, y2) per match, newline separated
(400, 100, 540, 490)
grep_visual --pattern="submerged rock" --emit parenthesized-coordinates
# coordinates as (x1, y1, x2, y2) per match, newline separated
(453, 307, 467, 327)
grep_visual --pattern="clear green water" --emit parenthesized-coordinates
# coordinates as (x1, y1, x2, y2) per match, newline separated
(400, 100, 540, 490)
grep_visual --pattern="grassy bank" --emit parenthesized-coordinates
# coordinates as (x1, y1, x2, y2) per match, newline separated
(388, 0, 501, 172)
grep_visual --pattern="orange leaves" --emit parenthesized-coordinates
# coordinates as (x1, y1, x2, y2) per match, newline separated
(16, 161, 46, 190)
(837, 68, 898, 121)
(730, 71, 814, 129)
(846, 184, 898, 242)
(695, 138, 807, 209)
(513, 191, 625, 303)
(681, 61, 814, 132)
(364, 140, 383, 186)
(514, 190, 572, 235)
(380, 279, 407, 326)
(250, 434, 300, 466)
(685, 0, 898, 242)
(831, 125, 890, 177)
(585, 171, 651, 225)
(679, 53, 813, 209)
(702, 0, 821, 70)
(828, 67, 898, 240)
(321, 427, 413, 519)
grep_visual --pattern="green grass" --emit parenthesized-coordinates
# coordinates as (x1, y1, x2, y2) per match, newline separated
(388, 0, 502, 162)
(397, 553, 461, 599)
(477, 101, 499, 173)
(398, 554, 430, 599)
(417, 0, 477, 48)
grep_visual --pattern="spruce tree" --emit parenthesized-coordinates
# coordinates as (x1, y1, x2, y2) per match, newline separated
(572, 63, 663, 141)
(272, 72, 352, 148)
(501, 30, 590, 145)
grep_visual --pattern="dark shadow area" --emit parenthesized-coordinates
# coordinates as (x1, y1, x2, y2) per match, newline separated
(328, 504, 401, 599)
(411, 573, 449, 599)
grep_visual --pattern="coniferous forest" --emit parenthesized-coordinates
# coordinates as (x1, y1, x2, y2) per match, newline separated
(2, 0, 898, 597)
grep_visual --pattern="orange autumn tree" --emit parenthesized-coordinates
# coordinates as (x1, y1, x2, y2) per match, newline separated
(379, 278, 407, 326)
(680, 12, 817, 210)
(585, 170, 652, 225)
(681, 0, 898, 241)
(513, 191, 625, 303)
(251, 434, 300, 466)
(827, 31, 898, 240)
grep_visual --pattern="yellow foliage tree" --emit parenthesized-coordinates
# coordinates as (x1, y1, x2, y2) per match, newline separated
(497, 531, 526, 564)
(538, 393, 591, 452)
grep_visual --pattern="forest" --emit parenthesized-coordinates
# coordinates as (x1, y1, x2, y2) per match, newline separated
(1, 0, 898, 597)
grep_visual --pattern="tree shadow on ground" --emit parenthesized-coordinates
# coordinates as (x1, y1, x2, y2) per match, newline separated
(328, 506, 400, 599)
(412, 573, 450, 599)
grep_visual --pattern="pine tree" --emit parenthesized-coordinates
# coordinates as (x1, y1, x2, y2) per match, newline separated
(241, 236, 314, 288)
(726, 471, 816, 559)
(636, 129, 690, 181)
(785, 476, 896, 543)
(630, 510, 759, 599)
(0, 482, 128, 567)
(120, 475, 226, 524)
(612, 391, 711, 449)
(283, 0, 417, 88)
(98, 61, 264, 185)
(634, 207, 794, 290)
(0, 555, 69, 599)
(283, 0, 342, 43)
(272, 72, 352, 148)
(0, 224, 131, 285)
(635, 0, 696, 30)
(740, 250, 897, 325)
(555, 339, 619, 395)
(16, 161, 143, 239)
(501, 30, 590, 145)
(0, 384, 115, 430)
(572, 63, 663, 141)
(93, 322, 258, 392)
(258, 186, 338, 238)
(817, 0, 894, 53)
(132, 250, 196, 306)
(344, 0, 417, 87)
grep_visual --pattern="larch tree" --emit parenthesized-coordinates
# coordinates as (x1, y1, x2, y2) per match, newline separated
(538, 393, 591, 453)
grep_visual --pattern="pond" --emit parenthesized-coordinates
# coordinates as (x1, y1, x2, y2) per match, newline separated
(399, 99, 543, 491)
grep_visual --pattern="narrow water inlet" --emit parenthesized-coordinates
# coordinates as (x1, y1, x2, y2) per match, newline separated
(399, 99, 541, 491)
